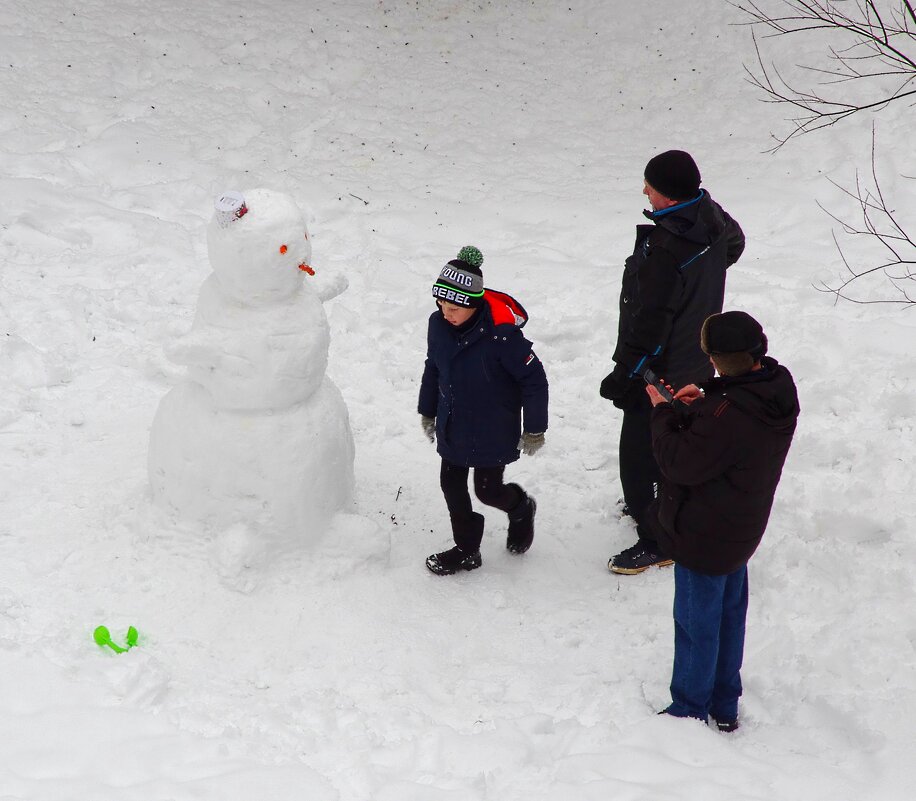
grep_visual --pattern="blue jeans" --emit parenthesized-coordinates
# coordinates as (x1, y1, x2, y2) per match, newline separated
(668, 563, 748, 722)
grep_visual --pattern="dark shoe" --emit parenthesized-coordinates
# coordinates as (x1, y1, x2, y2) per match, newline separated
(608, 542, 673, 575)
(506, 486, 536, 554)
(711, 716, 740, 733)
(426, 546, 482, 576)
(658, 706, 705, 724)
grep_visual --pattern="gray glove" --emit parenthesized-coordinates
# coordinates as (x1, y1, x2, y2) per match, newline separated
(420, 415, 436, 443)
(519, 431, 545, 456)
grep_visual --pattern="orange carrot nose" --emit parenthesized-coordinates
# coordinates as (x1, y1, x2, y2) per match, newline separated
(298, 264, 315, 275)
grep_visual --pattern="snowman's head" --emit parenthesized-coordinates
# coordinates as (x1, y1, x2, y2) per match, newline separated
(206, 188, 313, 305)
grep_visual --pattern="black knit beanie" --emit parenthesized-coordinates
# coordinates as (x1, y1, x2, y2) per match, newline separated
(644, 150, 702, 201)
(432, 246, 485, 308)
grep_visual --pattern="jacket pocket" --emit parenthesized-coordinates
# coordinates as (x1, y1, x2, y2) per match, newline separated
(658, 482, 686, 535)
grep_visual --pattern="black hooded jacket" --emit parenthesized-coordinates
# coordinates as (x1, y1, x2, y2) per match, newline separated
(606, 191, 745, 408)
(648, 357, 799, 575)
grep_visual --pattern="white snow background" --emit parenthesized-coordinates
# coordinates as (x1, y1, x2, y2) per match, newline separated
(2, 1, 914, 799)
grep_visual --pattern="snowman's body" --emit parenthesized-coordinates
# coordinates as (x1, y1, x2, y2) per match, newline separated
(179, 273, 330, 411)
(149, 189, 354, 547)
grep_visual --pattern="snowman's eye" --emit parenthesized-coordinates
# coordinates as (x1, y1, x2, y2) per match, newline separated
(279, 245, 288, 254)
(304, 232, 309, 241)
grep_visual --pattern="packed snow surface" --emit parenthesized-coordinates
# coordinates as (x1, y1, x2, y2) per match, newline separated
(1, 1, 914, 800)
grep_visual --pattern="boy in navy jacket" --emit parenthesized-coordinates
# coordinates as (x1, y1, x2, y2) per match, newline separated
(418, 246, 548, 575)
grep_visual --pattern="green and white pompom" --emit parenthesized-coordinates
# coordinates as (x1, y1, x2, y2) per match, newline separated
(457, 245, 484, 269)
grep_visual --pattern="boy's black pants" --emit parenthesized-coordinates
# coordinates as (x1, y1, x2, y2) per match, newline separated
(440, 459, 524, 551)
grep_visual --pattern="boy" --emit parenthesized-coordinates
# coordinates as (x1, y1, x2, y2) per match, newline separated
(418, 246, 549, 575)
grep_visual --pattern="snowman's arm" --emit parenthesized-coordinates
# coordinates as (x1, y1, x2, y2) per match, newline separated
(166, 330, 228, 370)
(314, 272, 348, 303)
(165, 333, 223, 367)
(169, 328, 275, 372)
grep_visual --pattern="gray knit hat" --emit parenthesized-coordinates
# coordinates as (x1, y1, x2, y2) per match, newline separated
(432, 246, 485, 308)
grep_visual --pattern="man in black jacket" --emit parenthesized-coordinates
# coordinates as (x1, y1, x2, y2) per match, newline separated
(646, 311, 799, 730)
(600, 150, 745, 574)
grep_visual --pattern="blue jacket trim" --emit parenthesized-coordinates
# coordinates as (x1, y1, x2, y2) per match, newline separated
(650, 189, 705, 219)
(629, 346, 662, 378)
(677, 244, 712, 272)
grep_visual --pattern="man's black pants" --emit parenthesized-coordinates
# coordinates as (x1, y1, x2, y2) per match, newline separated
(619, 392, 662, 546)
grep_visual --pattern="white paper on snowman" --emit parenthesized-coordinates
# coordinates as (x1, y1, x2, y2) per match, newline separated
(148, 188, 355, 548)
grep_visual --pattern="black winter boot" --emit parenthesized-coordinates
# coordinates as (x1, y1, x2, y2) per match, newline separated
(426, 512, 485, 575)
(426, 546, 482, 576)
(506, 484, 536, 554)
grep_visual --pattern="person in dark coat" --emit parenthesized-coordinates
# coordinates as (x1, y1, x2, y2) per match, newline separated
(645, 311, 799, 731)
(600, 150, 746, 575)
(418, 246, 549, 575)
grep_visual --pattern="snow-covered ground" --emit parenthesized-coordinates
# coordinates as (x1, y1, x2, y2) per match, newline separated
(2, 2, 914, 799)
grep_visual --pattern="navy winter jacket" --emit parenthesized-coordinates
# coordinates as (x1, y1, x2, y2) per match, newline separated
(418, 290, 548, 468)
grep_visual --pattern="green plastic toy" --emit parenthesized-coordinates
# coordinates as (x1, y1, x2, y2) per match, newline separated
(93, 625, 139, 653)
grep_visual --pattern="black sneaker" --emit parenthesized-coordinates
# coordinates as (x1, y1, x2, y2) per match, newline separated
(426, 546, 482, 576)
(608, 542, 673, 574)
(710, 716, 740, 733)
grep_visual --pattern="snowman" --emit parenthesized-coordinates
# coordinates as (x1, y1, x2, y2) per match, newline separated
(148, 189, 355, 553)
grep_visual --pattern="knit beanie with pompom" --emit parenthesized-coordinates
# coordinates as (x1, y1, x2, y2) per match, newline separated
(432, 246, 485, 308)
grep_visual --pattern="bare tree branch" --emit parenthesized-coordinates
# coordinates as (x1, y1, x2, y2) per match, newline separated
(815, 128, 916, 305)
(735, 4, 915, 304)
(731, 0, 916, 145)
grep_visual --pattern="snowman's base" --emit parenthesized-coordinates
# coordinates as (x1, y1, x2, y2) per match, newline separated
(148, 379, 354, 548)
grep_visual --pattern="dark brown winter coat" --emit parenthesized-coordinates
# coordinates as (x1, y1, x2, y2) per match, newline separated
(648, 357, 799, 575)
